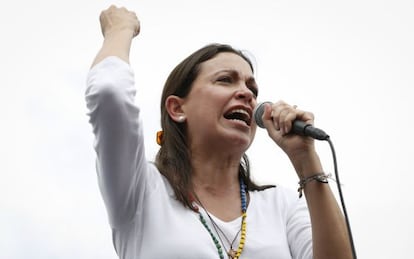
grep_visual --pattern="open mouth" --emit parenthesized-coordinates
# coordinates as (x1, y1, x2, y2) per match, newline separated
(224, 108, 251, 126)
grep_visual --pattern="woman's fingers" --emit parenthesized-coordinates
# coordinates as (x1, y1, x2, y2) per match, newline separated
(261, 101, 315, 139)
(99, 5, 140, 38)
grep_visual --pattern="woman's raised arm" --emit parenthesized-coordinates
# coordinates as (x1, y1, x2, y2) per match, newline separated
(91, 5, 140, 68)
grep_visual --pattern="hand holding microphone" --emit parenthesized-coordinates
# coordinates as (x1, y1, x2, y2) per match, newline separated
(253, 101, 329, 140)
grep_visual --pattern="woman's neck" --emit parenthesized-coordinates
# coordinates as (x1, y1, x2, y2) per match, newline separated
(191, 155, 244, 222)
(191, 152, 241, 196)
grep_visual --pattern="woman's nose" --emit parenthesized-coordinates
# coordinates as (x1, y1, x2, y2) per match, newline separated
(235, 85, 254, 102)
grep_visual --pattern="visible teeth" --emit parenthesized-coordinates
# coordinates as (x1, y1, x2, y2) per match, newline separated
(230, 109, 250, 119)
(224, 108, 251, 126)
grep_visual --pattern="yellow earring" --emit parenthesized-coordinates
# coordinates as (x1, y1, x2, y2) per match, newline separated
(156, 130, 163, 145)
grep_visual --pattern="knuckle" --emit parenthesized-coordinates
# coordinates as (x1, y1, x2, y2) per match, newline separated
(108, 5, 117, 10)
(306, 111, 315, 119)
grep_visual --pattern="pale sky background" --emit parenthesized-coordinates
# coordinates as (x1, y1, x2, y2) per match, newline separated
(1, 0, 413, 258)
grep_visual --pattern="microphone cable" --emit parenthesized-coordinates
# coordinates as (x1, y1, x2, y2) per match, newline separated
(253, 101, 357, 257)
(325, 137, 357, 259)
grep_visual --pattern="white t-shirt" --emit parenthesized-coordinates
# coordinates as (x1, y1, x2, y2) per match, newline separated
(86, 56, 313, 259)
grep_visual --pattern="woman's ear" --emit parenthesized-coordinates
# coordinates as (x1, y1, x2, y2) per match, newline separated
(165, 95, 186, 123)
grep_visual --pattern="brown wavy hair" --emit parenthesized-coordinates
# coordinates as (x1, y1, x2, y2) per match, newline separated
(155, 43, 275, 209)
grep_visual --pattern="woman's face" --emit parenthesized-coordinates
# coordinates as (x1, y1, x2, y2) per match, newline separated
(181, 52, 258, 153)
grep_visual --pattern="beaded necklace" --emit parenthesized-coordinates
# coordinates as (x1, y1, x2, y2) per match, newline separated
(190, 177, 247, 259)
(208, 216, 241, 257)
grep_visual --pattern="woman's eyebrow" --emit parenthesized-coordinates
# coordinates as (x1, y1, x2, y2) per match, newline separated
(212, 69, 255, 81)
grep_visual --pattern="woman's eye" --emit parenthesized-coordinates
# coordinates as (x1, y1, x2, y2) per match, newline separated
(217, 76, 232, 83)
(250, 87, 258, 98)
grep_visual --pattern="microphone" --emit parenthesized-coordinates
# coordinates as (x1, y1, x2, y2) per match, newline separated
(253, 102, 329, 140)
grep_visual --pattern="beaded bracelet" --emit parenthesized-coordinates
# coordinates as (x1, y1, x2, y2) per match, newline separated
(298, 173, 330, 198)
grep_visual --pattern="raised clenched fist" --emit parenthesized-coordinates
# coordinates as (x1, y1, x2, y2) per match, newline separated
(99, 5, 140, 38)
